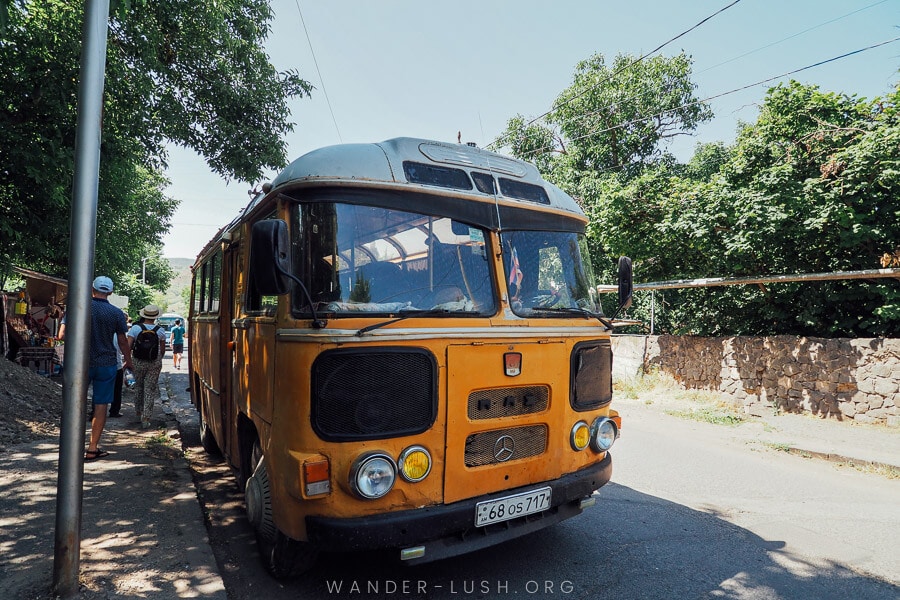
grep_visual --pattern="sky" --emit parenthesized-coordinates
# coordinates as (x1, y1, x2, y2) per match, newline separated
(161, 0, 900, 259)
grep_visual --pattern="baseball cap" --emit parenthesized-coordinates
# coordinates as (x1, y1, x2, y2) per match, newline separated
(92, 276, 114, 293)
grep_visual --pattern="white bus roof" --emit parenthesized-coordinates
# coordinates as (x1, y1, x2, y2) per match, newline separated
(269, 137, 585, 219)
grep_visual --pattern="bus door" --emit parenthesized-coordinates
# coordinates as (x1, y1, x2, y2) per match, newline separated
(214, 240, 239, 459)
(232, 248, 278, 441)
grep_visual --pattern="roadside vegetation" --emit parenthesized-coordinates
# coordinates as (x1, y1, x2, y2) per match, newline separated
(499, 53, 899, 338)
(615, 368, 746, 426)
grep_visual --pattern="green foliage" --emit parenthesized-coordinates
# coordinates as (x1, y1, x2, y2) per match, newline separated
(350, 272, 371, 303)
(690, 82, 900, 336)
(683, 141, 730, 181)
(0, 0, 310, 293)
(498, 52, 713, 185)
(502, 50, 899, 337)
(683, 83, 898, 336)
(180, 285, 191, 310)
(105, 0, 312, 181)
(665, 405, 745, 427)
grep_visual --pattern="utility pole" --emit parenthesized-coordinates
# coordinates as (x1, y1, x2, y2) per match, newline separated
(52, 1, 110, 597)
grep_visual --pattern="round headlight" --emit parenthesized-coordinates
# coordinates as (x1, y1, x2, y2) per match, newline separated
(590, 417, 618, 452)
(570, 421, 590, 451)
(349, 453, 396, 499)
(398, 446, 432, 482)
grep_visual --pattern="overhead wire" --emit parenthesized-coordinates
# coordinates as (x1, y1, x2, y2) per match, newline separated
(696, 0, 892, 76)
(562, 0, 893, 133)
(294, 0, 342, 142)
(514, 35, 900, 163)
(487, 0, 743, 150)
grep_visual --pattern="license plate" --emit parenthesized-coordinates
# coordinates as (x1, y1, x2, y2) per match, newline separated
(475, 487, 552, 526)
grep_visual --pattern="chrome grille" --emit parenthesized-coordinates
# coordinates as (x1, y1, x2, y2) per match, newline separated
(464, 425, 548, 467)
(467, 386, 549, 420)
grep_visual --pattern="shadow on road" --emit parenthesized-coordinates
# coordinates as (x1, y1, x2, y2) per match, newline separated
(179, 417, 899, 600)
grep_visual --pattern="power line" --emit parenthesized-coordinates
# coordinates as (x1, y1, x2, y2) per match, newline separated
(487, 0, 743, 150)
(564, 0, 892, 133)
(695, 0, 892, 76)
(294, 0, 342, 142)
(516, 36, 900, 163)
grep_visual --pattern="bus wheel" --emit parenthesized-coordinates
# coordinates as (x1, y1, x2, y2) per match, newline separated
(262, 531, 318, 580)
(245, 445, 318, 578)
(199, 403, 221, 456)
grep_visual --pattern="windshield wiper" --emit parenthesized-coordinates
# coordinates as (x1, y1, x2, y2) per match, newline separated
(526, 306, 613, 330)
(356, 308, 475, 336)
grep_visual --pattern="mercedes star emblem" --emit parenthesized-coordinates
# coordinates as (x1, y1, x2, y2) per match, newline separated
(493, 435, 515, 462)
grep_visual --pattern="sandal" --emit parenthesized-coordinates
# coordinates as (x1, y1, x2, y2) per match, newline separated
(84, 449, 110, 461)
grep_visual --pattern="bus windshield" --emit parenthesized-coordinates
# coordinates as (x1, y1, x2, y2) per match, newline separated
(293, 202, 496, 315)
(500, 230, 601, 317)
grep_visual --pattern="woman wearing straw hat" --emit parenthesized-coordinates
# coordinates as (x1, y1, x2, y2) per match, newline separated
(126, 304, 167, 429)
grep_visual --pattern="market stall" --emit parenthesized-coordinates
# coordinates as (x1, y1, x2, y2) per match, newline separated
(2, 267, 67, 375)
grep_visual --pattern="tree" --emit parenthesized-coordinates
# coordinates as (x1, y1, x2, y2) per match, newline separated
(607, 82, 900, 337)
(500, 50, 899, 336)
(0, 0, 311, 289)
(497, 52, 715, 318)
(701, 82, 900, 336)
(498, 52, 712, 185)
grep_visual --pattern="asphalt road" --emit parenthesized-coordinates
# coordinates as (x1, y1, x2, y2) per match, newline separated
(170, 385, 899, 600)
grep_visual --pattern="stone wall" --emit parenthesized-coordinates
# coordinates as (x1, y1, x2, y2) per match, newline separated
(611, 335, 900, 427)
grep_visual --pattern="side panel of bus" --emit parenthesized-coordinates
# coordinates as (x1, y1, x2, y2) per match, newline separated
(217, 240, 240, 460)
(192, 239, 243, 470)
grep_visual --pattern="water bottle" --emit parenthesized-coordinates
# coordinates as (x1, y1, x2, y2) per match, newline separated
(124, 368, 137, 388)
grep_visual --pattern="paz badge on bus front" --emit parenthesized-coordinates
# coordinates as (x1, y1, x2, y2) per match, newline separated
(504, 352, 522, 377)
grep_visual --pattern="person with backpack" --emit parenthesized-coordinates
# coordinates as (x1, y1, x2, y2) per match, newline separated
(126, 304, 167, 429)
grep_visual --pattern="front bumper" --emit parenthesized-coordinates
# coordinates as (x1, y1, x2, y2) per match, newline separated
(305, 454, 612, 563)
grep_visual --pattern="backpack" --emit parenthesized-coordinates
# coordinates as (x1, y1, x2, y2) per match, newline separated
(132, 324, 161, 361)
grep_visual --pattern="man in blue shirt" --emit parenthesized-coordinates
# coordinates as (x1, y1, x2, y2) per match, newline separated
(84, 276, 133, 460)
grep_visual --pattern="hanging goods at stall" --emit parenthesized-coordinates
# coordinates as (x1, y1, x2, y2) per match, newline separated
(15, 292, 27, 315)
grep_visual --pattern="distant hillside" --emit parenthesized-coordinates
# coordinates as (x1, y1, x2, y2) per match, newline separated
(168, 257, 194, 270)
(164, 258, 193, 315)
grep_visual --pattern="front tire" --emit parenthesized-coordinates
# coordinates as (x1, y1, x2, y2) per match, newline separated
(244, 442, 318, 579)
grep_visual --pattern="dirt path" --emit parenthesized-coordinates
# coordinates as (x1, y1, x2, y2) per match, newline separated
(0, 362, 224, 599)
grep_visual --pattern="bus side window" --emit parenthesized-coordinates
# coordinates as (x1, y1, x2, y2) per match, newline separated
(198, 262, 208, 314)
(209, 251, 221, 314)
(247, 215, 280, 315)
(247, 284, 278, 315)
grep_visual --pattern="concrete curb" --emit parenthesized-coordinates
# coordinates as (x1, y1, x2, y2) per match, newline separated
(778, 445, 900, 472)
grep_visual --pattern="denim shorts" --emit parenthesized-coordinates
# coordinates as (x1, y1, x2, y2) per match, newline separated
(88, 365, 118, 405)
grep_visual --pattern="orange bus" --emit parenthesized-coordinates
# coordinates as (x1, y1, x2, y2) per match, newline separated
(189, 137, 632, 577)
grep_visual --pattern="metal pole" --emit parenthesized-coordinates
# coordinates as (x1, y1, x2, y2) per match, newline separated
(142, 257, 147, 284)
(633, 267, 900, 291)
(650, 290, 655, 335)
(52, 1, 110, 597)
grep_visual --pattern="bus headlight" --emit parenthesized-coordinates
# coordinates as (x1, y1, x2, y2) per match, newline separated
(570, 421, 590, 451)
(590, 417, 618, 453)
(398, 446, 432, 482)
(349, 453, 396, 499)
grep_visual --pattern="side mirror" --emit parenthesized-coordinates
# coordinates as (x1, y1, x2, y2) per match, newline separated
(249, 219, 292, 295)
(617, 256, 633, 311)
